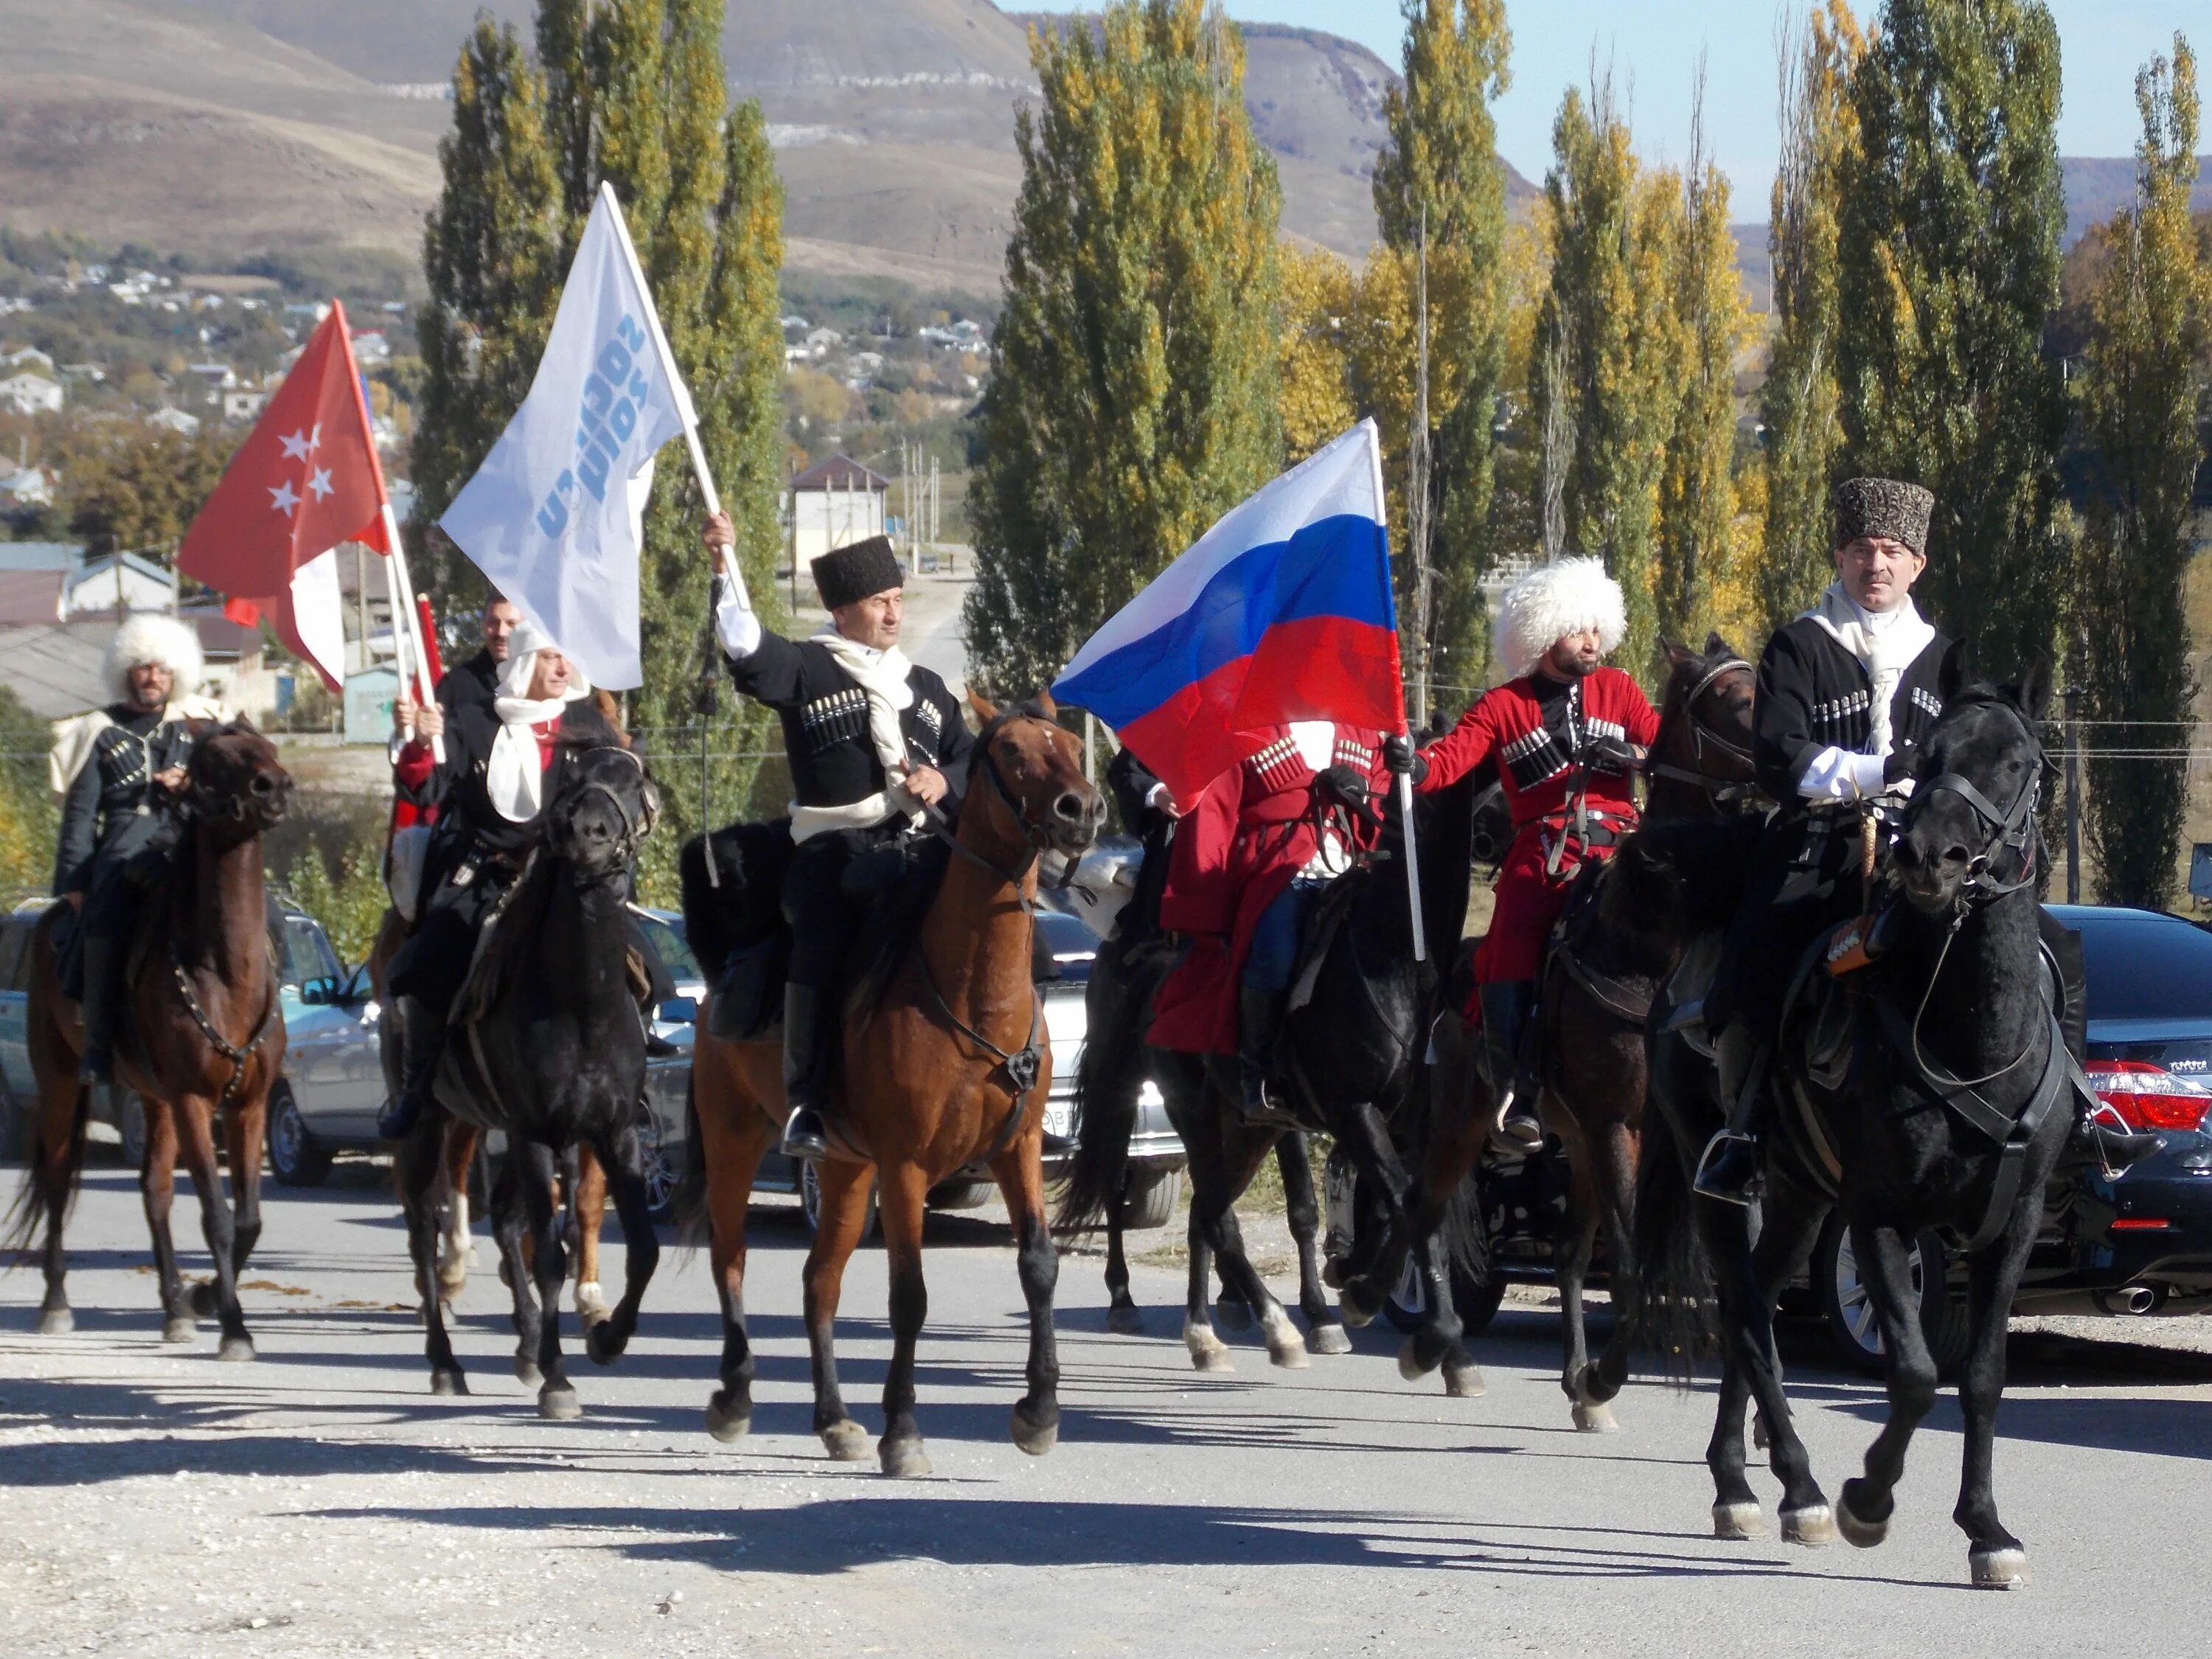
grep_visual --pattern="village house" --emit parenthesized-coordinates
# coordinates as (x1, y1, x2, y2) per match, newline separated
(0, 372, 63, 416)
(787, 453, 888, 566)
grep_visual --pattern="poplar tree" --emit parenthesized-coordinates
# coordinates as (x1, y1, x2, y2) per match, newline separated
(1760, 1, 1863, 633)
(2075, 38, 2208, 910)
(967, 0, 1284, 698)
(1371, 1, 1514, 703)
(1837, 0, 2067, 675)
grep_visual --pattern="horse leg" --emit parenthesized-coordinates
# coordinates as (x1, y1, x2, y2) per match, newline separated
(398, 1115, 466, 1394)
(1832, 1220, 1941, 1555)
(990, 1141, 1060, 1457)
(700, 1106, 771, 1441)
(220, 1093, 266, 1281)
(1338, 1099, 1476, 1393)
(1278, 1133, 1350, 1355)
(1573, 1121, 1641, 1432)
(435, 1121, 478, 1308)
(803, 1158, 874, 1462)
(1102, 1193, 1143, 1335)
(872, 1159, 935, 1477)
(1951, 1201, 2042, 1587)
(173, 1096, 252, 1361)
(519, 1141, 578, 1419)
(487, 1144, 543, 1387)
(1180, 1201, 1230, 1371)
(27, 1077, 85, 1335)
(571, 1144, 611, 1329)
(131, 1097, 194, 1342)
(582, 1127, 659, 1366)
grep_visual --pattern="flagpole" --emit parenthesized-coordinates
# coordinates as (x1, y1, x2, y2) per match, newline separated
(1365, 422, 1427, 964)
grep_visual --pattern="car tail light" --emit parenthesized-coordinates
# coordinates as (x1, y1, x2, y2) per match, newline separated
(2084, 1060, 2212, 1133)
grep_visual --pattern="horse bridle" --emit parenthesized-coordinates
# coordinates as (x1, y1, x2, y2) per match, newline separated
(555, 745, 658, 872)
(1902, 695, 2044, 907)
(1644, 656, 1759, 807)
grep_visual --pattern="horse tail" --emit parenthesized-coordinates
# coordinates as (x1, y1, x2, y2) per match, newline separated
(3, 1082, 89, 1262)
(1434, 1147, 1490, 1290)
(672, 1068, 712, 1253)
(1052, 937, 1150, 1237)
(1627, 1093, 1715, 1383)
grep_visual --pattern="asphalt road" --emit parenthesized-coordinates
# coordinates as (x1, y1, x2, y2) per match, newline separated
(4, 1161, 2208, 1658)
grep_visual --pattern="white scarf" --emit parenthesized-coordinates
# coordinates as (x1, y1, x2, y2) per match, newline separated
(487, 623, 592, 823)
(1802, 581, 1935, 760)
(790, 626, 924, 843)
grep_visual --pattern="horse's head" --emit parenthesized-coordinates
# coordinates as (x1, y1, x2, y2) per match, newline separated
(1601, 816, 1759, 945)
(1893, 647, 2050, 916)
(546, 742, 658, 880)
(964, 690, 1106, 865)
(1652, 632, 1756, 807)
(184, 719, 291, 836)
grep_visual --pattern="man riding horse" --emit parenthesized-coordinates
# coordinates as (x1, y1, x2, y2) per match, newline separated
(388, 594, 520, 829)
(1401, 557, 1658, 1147)
(700, 512, 974, 1161)
(1146, 720, 1397, 1128)
(379, 618, 625, 1139)
(1694, 477, 2159, 1203)
(55, 614, 215, 1084)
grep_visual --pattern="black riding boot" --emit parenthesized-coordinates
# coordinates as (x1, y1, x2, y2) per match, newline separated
(779, 984, 830, 1160)
(77, 933, 118, 1085)
(1236, 985, 1296, 1129)
(1693, 1020, 1765, 1205)
(378, 998, 445, 1141)
(1480, 981, 1542, 1148)
(2067, 1110, 2164, 1172)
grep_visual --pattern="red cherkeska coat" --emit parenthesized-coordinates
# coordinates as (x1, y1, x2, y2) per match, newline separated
(1147, 723, 1391, 1055)
(1416, 666, 1658, 991)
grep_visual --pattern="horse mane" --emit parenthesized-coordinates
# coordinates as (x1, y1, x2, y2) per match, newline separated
(454, 852, 560, 1026)
(678, 819, 795, 983)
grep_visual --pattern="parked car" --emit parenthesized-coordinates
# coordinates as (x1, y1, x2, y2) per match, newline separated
(1342, 903, 2212, 1369)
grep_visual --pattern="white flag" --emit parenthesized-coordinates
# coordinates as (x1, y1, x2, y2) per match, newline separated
(439, 181, 698, 689)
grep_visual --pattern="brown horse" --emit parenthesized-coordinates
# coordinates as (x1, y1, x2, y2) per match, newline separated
(7, 723, 291, 1359)
(681, 694, 1102, 1475)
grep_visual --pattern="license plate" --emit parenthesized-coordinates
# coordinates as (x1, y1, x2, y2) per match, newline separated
(1043, 1098, 1074, 1138)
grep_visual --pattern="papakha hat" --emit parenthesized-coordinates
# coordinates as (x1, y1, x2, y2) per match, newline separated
(1834, 477, 1934, 557)
(811, 535, 904, 611)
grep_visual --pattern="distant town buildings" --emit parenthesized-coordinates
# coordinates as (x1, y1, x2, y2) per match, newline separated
(788, 453, 888, 566)
(0, 372, 63, 415)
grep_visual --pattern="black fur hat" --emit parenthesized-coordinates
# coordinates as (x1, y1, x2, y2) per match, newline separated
(1834, 477, 1934, 557)
(810, 535, 904, 610)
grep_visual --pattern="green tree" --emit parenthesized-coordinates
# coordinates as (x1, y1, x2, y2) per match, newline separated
(1759, 1, 1863, 633)
(966, 0, 1284, 698)
(1371, 1, 1514, 706)
(2074, 38, 2208, 910)
(1837, 0, 2067, 676)
(55, 420, 236, 558)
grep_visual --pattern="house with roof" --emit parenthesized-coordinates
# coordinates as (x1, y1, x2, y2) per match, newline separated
(788, 454, 888, 566)
(1, 346, 55, 374)
(149, 406, 203, 435)
(0, 464, 53, 509)
(64, 552, 178, 617)
(0, 373, 63, 416)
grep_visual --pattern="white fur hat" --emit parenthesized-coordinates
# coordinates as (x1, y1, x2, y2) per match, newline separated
(1492, 557, 1627, 679)
(102, 612, 205, 703)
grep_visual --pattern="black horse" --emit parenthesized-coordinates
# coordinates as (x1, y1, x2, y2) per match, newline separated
(1636, 654, 2075, 1587)
(396, 738, 661, 1417)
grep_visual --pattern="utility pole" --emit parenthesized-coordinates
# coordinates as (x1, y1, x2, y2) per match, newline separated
(1408, 207, 1435, 733)
(2064, 678, 2082, 905)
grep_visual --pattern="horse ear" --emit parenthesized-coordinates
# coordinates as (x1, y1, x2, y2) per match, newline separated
(1660, 637, 1693, 669)
(1034, 689, 1059, 719)
(968, 689, 1000, 724)
(1704, 630, 1731, 658)
(1937, 638, 1966, 703)
(2012, 655, 2054, 723)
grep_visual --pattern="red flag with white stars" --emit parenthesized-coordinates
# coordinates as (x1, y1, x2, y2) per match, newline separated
(177, 302, 387, 691)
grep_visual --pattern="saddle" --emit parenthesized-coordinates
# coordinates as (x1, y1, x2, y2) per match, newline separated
(1543, 860, 1654, 1026)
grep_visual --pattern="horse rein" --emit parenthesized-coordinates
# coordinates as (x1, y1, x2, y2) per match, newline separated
(1643, 657, 1760, 809)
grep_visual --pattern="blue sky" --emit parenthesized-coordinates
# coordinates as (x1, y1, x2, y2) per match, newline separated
(1221, 1, 2205, 219)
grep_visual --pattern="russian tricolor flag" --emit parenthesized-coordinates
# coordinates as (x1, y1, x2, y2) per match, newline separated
(1051, 420, 1404, 805)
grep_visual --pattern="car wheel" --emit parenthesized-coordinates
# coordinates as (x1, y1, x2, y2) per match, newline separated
(1119, 1165, 1180, 1231)
(800, 1160, 877, 1244)
(638, 1105, 678, 1223)
(1819, 1215, 1970, 1377)
(925, 1178, 995, 1211)
(265, 1079, 331, 1186)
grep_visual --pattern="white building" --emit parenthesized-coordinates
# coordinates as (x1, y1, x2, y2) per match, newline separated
(222, 389, 266, 424)
(64, 552, 180, 616)
(789, 454, 888, 567)
(0, 373, 63, 416)
(0, 465, 54, 507)
(149, 406, 203, 434)
(1, 346, 54, 373)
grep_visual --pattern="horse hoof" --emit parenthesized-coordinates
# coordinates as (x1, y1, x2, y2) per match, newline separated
(879, 1437, 932, 1478)
(1969, 1546, 2031, 1589)
(1571, 1399, 1619, 1433)
(217, 1335, 255, 1363)
(1337, 1284, 1382, 1330)
(1183, 1321, 1233, 1373)
(820, 1419, 872, 1462)
(1835, 1488, 1889, 1550)
(585, 1322, 625, 1367)
(1443, 1362, 1486, 1399)
(1781, 1504, 1837, 1547)
(36, 1307, 73, 1336)
(1308, 1321, 1353, 1357)
(537, 1385, 582, 1422)
(1712, 1501, 1767, 1540)
(1010, 1401, 1058, 1457)
(1105, 1303, 1147, 1337)
(189, 1281, 218, 1318)
(430, 1369, 470, 1397)
(1267, 1335, 1310, 1371)
(1397, 1336, 1439, 1382)
(704, 1397, 752, 1443)
(1214, 1296, 1253, 1333)
(163, 1315, 197, 1345)
(515, 1358, 543, 1388)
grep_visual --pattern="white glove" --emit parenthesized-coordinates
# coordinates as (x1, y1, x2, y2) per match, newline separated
(1797, 746, 1888, 802)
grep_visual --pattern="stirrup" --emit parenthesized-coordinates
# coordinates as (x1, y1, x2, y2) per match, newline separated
(1492, 1086, 1543, 1148)
(1234, 1079, 1297, 1130)
(779, 1107, 830, 1161)
(1691, 1130, 1759, 1206)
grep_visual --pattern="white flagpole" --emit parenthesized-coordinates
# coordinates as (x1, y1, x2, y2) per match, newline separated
(597, 181, 751, 613)
(380, 501, 443, 766)
(1364, 422, 1426, 964)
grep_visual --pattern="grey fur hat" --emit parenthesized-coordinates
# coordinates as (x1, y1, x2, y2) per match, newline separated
(1834, 477, 1934, 557)
(811, 535, 904, 611)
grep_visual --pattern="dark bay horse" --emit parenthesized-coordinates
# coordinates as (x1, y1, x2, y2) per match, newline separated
(1528, 635, 1758, 1431)
(682, 695, 1102, 1475)
(394, 737, 661, 1416)
(8, 723, 291, 1358)
(1636, 655, 2070, 1586)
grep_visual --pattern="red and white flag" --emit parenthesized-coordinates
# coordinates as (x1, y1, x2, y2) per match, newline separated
(177, 302, 389, 690)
